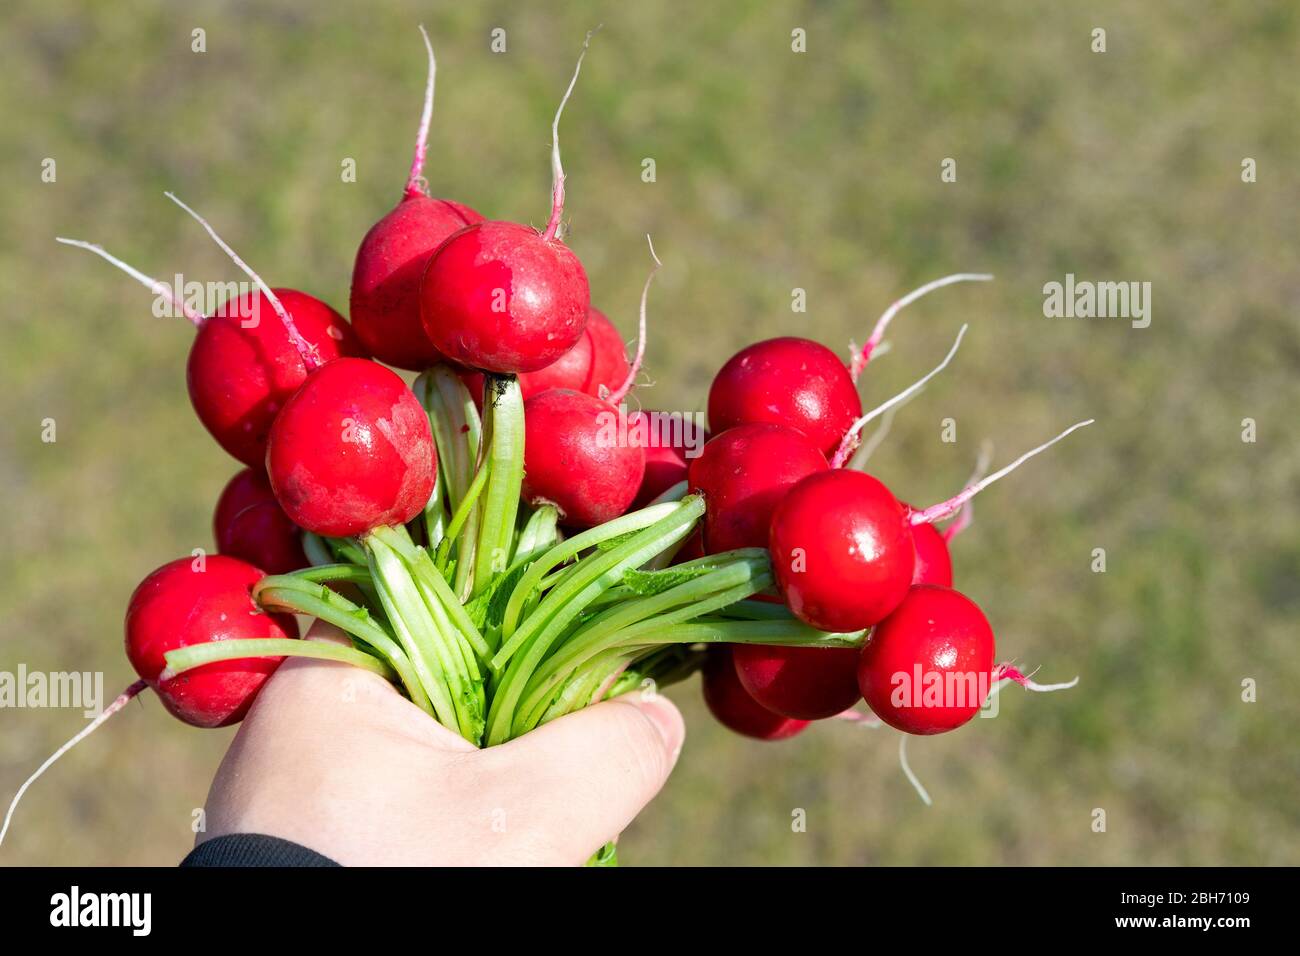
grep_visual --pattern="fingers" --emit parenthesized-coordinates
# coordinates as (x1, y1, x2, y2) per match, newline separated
(480, 691, 685, 863)
(255, 620, 469, 750)
(303, 618, 353, 646)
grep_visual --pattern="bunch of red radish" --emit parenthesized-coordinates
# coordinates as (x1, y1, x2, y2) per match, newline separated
(2, 27, 1091, 852)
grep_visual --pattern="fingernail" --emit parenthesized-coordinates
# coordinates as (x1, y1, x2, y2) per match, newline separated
(638, 697, 685, 767)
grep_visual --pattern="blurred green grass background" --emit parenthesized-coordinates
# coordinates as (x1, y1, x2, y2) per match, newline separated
(1, 0, 1297, 865)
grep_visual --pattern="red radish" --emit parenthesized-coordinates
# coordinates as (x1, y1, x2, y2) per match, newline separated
(213, 468, 308, 574)
(909, 518, 953, 587)
(188, 287, 362, 465)
(733, 644, 862, 720)
(701, 274, 991, 454)
(629, 410, 710, 508)
(421, 221, 588, 373)
(520, 388, 644, 527)
(847, 272, 992, 382)
(420, 33, 597, 373)
(702, 648, 809, 740)
(857, 585, 994, 735)
(518, 238, 660, 527)
(673, 529, 706, 564)
(769, 470, 917, 632)
(708, 337, 861, 454)
(54, 239, 359, 467)
(458, 306, 630, 407)
(0, 554, 300, 848)
(775, 420, 1095, 632)
(127, 556, 300, 727)
(266, 358, 436, 537)
(688, 422, 828, 554)
(585, 307, 634, 398)
(351, 26, 484, 369)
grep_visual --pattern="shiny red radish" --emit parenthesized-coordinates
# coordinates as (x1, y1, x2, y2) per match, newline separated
(351, 27, 483, 369)
(213, 468, 308, 574)
(54, 239, 359, 467)
(458, 307, 629, 407)
(769, 469, 916, 632)
(775, 420, 1095, 633)
(909, 518, 953, 587)
(518, 239, 659, 527)
(188, 288, 362, 465)
(0, 555, 300, 847)
(733, 644, 863, 720)
(708, 337, 861, 454)
(702, 648, 809, 740)
(266, 358, 436, 537)
(421, 220, 588, 373)
(584, 307, 633, 397)
(857, 585, 994, 735)
(688, 423, 828, 554)
(629, 411, 709, 508)
(126, 555, 300, 728)
(420, 34, 598, 373)
(520, 389, 645, 527)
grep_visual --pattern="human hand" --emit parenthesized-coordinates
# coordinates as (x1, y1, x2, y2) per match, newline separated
(197, 621, 686, 865)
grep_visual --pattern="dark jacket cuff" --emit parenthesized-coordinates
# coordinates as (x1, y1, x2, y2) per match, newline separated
(181, 833, 340, 867)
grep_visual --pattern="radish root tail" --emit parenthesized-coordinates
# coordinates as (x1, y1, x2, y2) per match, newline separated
(0, 680, 148, 850)
(542, 27, 600, 243)
(606, 234, 660, 406)
(404, 24, 437, 198)
(898, 735, 933, 807)
(995, 663, 1080, 693)
(911, 419, 1095, 526)
(55, 238, 205, 327)
(941, 439, 994, 542)
(164, 192, 321, 371)
(849, 273, 992, 381)
(831, 323, 968, 469)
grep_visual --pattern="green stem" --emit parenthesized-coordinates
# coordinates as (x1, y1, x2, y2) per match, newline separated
(473, 375, 525, 596)
(255, 577, 430, 715)
(364, 532, 462, 733)
(366, 528, 484, 744)
(498, 500, 685, 645)
(516, 567, 769, 733)
(163, 639, 394, 681)
(513, 504, 559, 565)
(541, 652, 628, 724)
(587, 842, 619, 867)
(283, 563, 372, 585)
(485, 497, 704, 745)
(435, 457, 490, 573)
(715, 599, 798, 621)
(493, 497, 704, 673)
(609, 619, 869, 649)
(422, 461, 449, 551)
(302, 532, 334, 567)
(325, 537, 368, 566)
(377, 525, 491, 665)
(415, 365, 482, 511)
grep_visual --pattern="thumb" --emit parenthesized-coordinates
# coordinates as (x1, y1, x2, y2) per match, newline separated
(483, 691, 685, 863)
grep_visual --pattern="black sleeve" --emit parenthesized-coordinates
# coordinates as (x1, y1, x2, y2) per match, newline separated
(180, 833, 341, 867)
